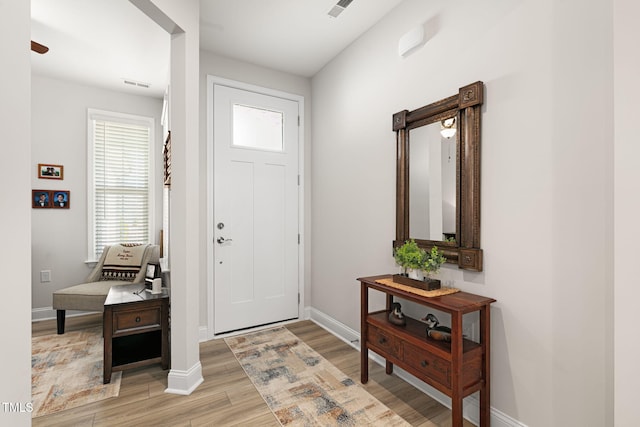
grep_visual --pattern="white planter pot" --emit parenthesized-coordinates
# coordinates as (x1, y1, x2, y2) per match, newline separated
(407, 269, 424, 281)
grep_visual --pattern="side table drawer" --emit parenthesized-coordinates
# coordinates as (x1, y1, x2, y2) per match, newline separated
(404, 343, 451, 388)
(367, 325, 403, 360)
(113, 307, 161, 334)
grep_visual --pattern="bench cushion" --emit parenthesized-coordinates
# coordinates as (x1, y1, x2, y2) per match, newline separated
(52, 281, 129, 312)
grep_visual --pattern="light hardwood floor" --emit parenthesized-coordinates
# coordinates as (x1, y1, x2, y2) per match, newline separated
(32, 315, 473, 426)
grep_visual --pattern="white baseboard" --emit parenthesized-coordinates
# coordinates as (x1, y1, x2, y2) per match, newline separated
(308, 307, 361, 348)
(31, 307, 97, 322)
(309, 307, 526, 427)
(199, 325, 208, 342)
(165, 361, 204, 395)
(302, 304, 311, 320)
(32, 307, 57, 321)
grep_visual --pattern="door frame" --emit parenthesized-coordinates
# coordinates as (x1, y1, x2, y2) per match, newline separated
(206, 75, 305, 339)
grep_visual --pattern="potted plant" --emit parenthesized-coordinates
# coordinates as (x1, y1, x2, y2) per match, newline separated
(393, 239, 426, 280)
(393, 241, 446, 290)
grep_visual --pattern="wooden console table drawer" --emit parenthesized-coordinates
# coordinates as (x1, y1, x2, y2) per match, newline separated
(359, 274, 495, 427)
(367, 324, 403, 360)
(403, 342, 451, 388)
(113, 306, 161, 334)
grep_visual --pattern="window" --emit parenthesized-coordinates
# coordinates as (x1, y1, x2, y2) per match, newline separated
(232, 104, 284, 151)
(87, 109, 154, 261)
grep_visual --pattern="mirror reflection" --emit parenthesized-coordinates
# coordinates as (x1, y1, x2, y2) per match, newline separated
(409, 118, 457, 242)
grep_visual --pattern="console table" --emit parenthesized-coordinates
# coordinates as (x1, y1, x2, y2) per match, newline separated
(358, 275, 495, 427)
(103, 284, 170, 384)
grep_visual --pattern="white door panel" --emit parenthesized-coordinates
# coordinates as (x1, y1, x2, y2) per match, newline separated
(213, 84, 299, 334)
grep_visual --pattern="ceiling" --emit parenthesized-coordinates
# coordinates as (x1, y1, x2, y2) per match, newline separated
(31, 0, 403, 99)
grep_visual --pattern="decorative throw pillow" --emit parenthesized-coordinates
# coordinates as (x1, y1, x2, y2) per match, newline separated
(99, 243, 147, 282)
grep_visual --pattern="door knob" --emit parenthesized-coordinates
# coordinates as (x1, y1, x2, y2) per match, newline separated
(217, 236, 233, 244)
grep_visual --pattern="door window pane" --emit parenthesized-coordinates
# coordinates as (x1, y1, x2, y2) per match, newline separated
(232, 104, 284, 151)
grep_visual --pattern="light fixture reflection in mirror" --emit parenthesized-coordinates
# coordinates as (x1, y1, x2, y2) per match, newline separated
(440, 117, 457, 139)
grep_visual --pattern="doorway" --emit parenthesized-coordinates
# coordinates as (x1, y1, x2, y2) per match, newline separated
(208, 78, 304, 335)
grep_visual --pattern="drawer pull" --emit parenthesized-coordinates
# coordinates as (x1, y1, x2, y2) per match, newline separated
(135, 316, 141, 323)
(378, 337, 387, 345)
(421, 360, 429, 368)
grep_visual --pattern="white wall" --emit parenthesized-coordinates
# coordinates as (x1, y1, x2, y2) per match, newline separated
(30, 74, 164, 317)
(199, 51, 312, 329)
(614, 1, 640, 426)
(0, 0, 32, 424)
(311, 0, 612, 425)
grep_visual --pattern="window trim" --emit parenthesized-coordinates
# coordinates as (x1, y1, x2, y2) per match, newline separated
(86, 108, 156, 262)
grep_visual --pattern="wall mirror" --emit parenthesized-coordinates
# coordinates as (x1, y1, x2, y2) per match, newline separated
(393, 81, 483, 271)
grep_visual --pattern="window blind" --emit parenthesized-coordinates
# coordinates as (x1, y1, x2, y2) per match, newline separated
(91, 118, 151, 260)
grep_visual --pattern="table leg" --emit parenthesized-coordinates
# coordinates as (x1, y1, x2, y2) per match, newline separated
(385, 293, 394, 374)
(479, 305, 491, 427)
(360, 282, 369, 384)
(451, 312, 463, 427)
(103, 308, 113, 384)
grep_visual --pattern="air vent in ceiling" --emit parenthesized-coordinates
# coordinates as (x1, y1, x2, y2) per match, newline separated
(123, 79, 150, 89)
(328, 0, 354, 18)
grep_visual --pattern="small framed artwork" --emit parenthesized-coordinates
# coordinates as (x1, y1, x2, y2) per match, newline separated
(32, 190, 51, 208)
(38, 163, 64, 180)
(146, 263, 157, 280)
(52, 191, 70, 209)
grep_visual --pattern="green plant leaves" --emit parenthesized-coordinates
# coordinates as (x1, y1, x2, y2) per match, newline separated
(394, 240, 446, 274)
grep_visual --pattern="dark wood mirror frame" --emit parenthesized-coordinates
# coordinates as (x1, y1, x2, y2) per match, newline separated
(393, 81, 483, 271)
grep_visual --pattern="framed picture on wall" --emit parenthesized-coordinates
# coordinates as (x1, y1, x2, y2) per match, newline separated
(52, 191, 70, 209)
(38, 163, 64, 180)
(32, 190, 51, 208)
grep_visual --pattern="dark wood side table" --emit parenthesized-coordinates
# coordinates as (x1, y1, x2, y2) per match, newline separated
(103, 284, 170, 384)
(358, 275, 496, 427)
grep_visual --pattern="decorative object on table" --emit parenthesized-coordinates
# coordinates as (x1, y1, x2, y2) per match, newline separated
(393, 239, 426, 280)
(51, 190, 70, 209)
(32, 190, 51, 208)
(393, 239, 446, 290)
(388, 302, 407, 326)
(38, 163, 64, 180)
(422, 313, 452, 342)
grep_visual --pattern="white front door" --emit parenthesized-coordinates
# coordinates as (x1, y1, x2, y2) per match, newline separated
(213, 84, 299, 334)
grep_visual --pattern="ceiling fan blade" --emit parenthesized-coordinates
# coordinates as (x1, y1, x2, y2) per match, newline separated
(31, 41, 49, 54)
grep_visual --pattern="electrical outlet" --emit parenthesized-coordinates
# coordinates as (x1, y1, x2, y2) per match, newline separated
(40, 270, 51, 283)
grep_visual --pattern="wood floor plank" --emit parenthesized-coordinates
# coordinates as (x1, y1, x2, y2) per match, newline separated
(32, 316, 474, 426)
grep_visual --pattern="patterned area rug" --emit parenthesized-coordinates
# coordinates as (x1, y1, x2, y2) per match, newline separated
(225, 327, 410, 426)
(31, 327, 121, 417)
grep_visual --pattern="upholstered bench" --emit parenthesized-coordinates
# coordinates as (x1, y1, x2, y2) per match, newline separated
(53, 243, 159, 334)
